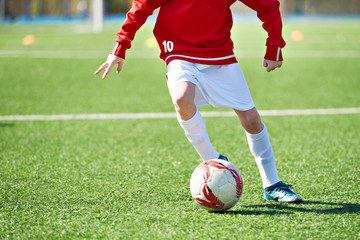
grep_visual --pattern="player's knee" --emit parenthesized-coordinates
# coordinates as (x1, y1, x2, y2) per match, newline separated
(236, 108, 263, 133)
(172, 92, 194, 111)
(246, 110, 261, 124)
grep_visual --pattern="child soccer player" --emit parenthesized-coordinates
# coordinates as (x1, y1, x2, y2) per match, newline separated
(95, 0, 302, 203)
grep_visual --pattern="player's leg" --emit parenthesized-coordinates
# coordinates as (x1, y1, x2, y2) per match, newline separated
(234, 107, 280, 188)
(170, 76, 220, 161)
(234, 107, 263, 134)
(234, 107, 302, 203)
(172, 81, 197, 121)
(189, 62, 301, 202)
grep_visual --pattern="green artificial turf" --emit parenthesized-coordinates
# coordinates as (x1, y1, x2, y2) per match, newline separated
(0, 19, 359, 239)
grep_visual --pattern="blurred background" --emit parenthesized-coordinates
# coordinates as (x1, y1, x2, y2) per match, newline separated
(1, 0, 360, 29)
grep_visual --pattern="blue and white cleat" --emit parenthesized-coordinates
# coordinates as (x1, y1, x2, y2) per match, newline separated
(264, 181, 302, 203)
(218, 154, 228, 161)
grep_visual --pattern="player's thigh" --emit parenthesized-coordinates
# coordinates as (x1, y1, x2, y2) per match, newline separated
(172, 81, 196, 105)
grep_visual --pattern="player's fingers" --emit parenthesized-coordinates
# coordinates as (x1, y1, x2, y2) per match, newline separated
(116, 61, 124, 74)
(263, 60, 267, 68)
(264, 60, 273, 72)
(116, 65, 122, 74)
(94, 63, 107, 75)
(264, 61, 271, 72)
(268, 63, 276, 72)
(102, 67, 110, 79)
(102, 62, 115, 79)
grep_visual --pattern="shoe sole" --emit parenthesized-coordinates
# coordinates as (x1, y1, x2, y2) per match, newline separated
(264, 198, 303, 204)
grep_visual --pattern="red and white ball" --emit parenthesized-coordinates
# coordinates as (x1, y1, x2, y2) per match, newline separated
(190, 159, 243, 212)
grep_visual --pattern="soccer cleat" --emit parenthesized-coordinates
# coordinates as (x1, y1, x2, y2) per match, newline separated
(264, 181, 302, 203)
(218, 154, 228, 161)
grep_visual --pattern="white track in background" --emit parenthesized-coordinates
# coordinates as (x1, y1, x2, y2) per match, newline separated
(0, 108, 359, 121)
(0, 50, 360, 59)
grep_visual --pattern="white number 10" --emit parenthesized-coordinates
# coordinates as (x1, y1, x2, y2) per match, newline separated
(162, 40, 174, 53)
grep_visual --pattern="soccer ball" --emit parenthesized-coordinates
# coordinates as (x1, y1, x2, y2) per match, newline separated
(190, 159, 243, 212)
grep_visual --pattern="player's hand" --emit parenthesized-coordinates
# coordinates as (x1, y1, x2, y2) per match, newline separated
(263, 59, 282, 72)
(95, 54, 124, 79)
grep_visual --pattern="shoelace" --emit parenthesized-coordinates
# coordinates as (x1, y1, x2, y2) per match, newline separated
(267, 182, 294, 195)
(274, 183, 294, 194)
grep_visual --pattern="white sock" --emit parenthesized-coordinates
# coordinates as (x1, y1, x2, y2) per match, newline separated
(178, 109, 219, 161)
(246, 123, 280, 189)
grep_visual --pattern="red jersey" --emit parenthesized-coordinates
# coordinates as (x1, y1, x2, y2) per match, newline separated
(112, 0, 286, 65)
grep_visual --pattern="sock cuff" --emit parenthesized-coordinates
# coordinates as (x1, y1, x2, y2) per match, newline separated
(177, 109, 201, 127)
(245, 123, 267, 141)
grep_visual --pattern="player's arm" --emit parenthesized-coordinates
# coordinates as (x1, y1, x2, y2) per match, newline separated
(238, 0, 285, 72)
(95, 0, 166, 79)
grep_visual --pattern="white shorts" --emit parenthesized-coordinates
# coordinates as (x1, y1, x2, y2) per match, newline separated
(166, 60, 255, 111)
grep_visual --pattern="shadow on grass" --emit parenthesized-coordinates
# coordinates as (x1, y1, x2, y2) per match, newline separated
(235, 200, 360, 215)
(0, 123, 15, 127)
(220, 209, 293, 215)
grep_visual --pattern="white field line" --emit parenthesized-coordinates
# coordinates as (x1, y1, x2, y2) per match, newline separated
(0, 50, 359, 59)
(0, 108, 359, 121)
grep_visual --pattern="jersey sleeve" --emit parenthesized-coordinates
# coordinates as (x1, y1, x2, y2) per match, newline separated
(111, 0, 166, 59)
(238, 0, 286, 61)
